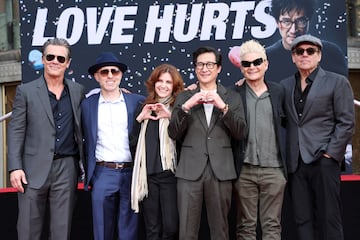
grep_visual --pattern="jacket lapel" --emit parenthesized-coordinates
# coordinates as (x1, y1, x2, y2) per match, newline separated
(36, 77, 55, 127)
(191, 88, 209, 130)
(289, 77, 299, 122)
(301, 68, 326, 119)
(208, 84, 227, 131)
(65, 79, 80, 127)
(89, 94, 100, 144)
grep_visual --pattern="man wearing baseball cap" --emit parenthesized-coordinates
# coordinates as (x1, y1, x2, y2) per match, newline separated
(81, 52, 145, 240)
(281, 34, 354, 240)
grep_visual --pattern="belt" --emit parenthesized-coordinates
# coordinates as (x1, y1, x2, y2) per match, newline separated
(53, 153, 69, 160)
(96, 161, 133, 169)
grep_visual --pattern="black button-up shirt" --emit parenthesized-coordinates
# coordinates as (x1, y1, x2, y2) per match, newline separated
(294, 67, 319, 119)
(48, 83, 78, 156)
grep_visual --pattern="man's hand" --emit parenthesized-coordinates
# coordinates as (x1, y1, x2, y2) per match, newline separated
(235, 78, 246, 86)
(10, 169, 27, 193)
(120, 88, 132, 94)
(202, 91, 227, 112)
(184, 83, 198, 91)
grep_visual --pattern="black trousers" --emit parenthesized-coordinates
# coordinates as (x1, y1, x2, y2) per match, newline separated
(288, 155, 344, 240)
(142, 170, 178, 240)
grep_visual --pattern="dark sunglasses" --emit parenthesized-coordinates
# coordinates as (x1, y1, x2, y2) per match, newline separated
(45, 54, 67, 63)
(97, 68, 121, 77)
(241, 58, 264, 68)
(293, 47, 319, 56)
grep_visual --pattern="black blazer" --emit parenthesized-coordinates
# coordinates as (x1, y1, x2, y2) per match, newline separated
(232, 81, 287, 178)
(169, 83, 247, 181)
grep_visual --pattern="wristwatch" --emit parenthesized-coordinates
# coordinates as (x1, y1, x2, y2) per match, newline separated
(221, 104, 229, 113)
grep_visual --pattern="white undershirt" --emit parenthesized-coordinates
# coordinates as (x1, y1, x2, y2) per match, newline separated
(201, 89, 216, 126)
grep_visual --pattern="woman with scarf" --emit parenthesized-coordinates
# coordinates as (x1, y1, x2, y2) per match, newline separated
(130, 64, 184, 240)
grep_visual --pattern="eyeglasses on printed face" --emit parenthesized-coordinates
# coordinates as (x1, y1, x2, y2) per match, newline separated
(241, 58, 264, 68)
(97, 68, 121, 77)
(293, 47, 319, 56)
(45, 54, 67, 64)
(279, 17, 309, 29)
(195, 62, 217, 70)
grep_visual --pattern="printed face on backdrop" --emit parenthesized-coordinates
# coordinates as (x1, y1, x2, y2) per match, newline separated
(277, 9, 309, 50)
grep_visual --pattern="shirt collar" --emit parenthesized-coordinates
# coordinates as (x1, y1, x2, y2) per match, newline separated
(295, 67, 319, 85)
(98, 91, 124, 104)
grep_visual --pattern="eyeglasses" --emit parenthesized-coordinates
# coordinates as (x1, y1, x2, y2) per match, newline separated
(97, 68, 121, 77)
(45, 54, 67, 63)
(293, 47, 319, 56)
(279, 17, 309, 29)
(195, 62, 217, 70)
(241, 58, 264, 67)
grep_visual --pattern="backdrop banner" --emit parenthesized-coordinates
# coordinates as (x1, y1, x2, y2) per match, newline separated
(19, 0, 347, 94)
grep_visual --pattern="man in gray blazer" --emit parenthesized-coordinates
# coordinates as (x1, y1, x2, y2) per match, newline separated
(7, 38, 85, 240)
(281, 35, 355, 240)
(168, 46, 246, 240)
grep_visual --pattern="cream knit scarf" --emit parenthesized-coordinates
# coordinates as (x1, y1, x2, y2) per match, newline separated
(131, 97, 176, 213)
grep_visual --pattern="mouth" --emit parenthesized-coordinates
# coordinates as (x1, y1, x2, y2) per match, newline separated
(246, 69, 260, 74)
(199, 73, 211, 78)
(299, 59, 311, 64)
(157, 88, 169, 94)
(105, 80, 116, 85)
(287, 34, 296, 40)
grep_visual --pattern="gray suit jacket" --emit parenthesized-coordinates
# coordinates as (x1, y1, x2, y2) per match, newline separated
(7, 76, 85, 188)
(168, 83, 246, 181)
(281, 67, 354, 173)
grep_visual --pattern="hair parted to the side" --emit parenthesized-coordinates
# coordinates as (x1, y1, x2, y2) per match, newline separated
(270, 0, 317, 21)
(144, 64, 184, 107)
(192, 46, 222, 67)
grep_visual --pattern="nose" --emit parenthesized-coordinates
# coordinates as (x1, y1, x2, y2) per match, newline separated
(107, 71, 114, 77)
(289, 22, 296, 33)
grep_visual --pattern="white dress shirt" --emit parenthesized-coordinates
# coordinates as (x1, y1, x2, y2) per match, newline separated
(201, 89, 216, 126)
(95, 93, 132, 163)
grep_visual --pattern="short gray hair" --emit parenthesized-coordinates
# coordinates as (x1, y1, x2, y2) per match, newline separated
(41, 38, 71, 59)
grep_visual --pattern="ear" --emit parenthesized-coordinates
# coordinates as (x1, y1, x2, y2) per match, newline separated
(93, 74, 100, 83)
(264, 60, 269, 71)
(66, 58, 72, 68)
(217, 65, 222, 74)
